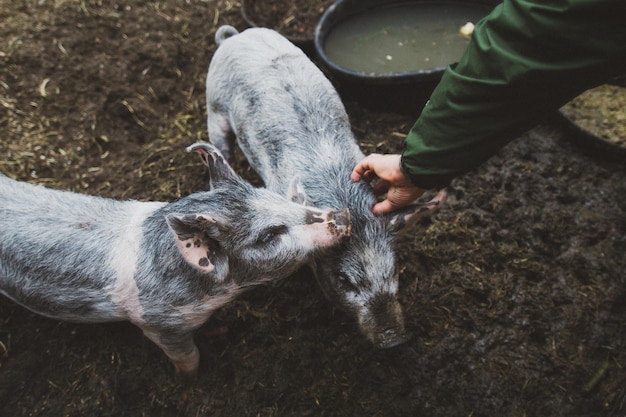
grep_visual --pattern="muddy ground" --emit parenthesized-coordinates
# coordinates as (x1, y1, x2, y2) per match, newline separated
(1, 1, 625, 416)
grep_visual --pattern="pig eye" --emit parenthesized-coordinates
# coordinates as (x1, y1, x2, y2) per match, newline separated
(337, 273, 359, 293)
(256, 225, 288, 246)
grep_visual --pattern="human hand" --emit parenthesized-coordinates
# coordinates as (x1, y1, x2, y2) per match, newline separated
(351, 153, 425, 214)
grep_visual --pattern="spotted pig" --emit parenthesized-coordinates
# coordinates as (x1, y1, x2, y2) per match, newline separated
(0, 143, 351, 375)
(205, 26, 445, 348)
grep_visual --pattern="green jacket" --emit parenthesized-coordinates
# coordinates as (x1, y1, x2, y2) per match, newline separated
(401, 0, 626, 189)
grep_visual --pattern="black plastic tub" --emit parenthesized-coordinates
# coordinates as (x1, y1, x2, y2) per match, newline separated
(241, 0, 323, 58)
(315, 0, 500, 114)
(553, 111, 626, 165)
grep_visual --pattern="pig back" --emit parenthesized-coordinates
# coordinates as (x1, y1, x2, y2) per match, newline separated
(208, 27, 364, 191)
(0, 175, 157, 322)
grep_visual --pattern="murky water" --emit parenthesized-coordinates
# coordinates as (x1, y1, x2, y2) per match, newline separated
(323, 2, 492, 74)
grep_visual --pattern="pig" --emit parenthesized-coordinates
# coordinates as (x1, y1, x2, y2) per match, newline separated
(0, 143, 351, 375)
(205, 25, 446, 348)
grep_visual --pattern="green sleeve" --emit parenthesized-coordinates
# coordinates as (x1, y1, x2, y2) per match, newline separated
(400, 0, 626, 189)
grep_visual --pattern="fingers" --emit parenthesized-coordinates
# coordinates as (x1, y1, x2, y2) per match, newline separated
(371, 199, 398, 215)
(352, 153, 405, 184)
(351, 153, 426, 214)
(374, 185, 427, 214)
(351, 154, 380, 182)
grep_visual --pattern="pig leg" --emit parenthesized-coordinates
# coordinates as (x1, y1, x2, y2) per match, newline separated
(207, 104, 237, 166)
(140, 326, 200, 376)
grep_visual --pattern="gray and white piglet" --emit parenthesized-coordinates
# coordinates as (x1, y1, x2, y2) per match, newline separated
(0, 143, 351, 375)
(205, 25, 445, 349)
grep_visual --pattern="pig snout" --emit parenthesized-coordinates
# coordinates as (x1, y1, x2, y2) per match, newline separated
(359, 293, 408, 349)
(376, 326, 409, 349)
(299, 208, 351, 248)
(327, 208, 351, 238)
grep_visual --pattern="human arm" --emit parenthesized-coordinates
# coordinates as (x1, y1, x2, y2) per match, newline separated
(400, 0, 626, 189)
(352, 0, 626, 214)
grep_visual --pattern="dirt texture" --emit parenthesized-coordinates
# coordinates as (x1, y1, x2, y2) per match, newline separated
(242, 0, 334, 40)
(1, 1, 625, 417)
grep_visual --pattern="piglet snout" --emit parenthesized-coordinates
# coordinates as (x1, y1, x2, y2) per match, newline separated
(327, 208, 351, 238)
(377, 327, 410, 349)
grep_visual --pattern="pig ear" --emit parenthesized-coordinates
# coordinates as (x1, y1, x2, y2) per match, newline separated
(165, 213, 229, 281)
(186, 142, 240, 189)
(387, 190, 447, 234)
(286, 176, 312, 206)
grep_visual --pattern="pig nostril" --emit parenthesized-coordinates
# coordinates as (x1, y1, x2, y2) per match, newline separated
(383, 328, 398, 340)
(378, 328, 409, 349)
(332, 208, 350, 226)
